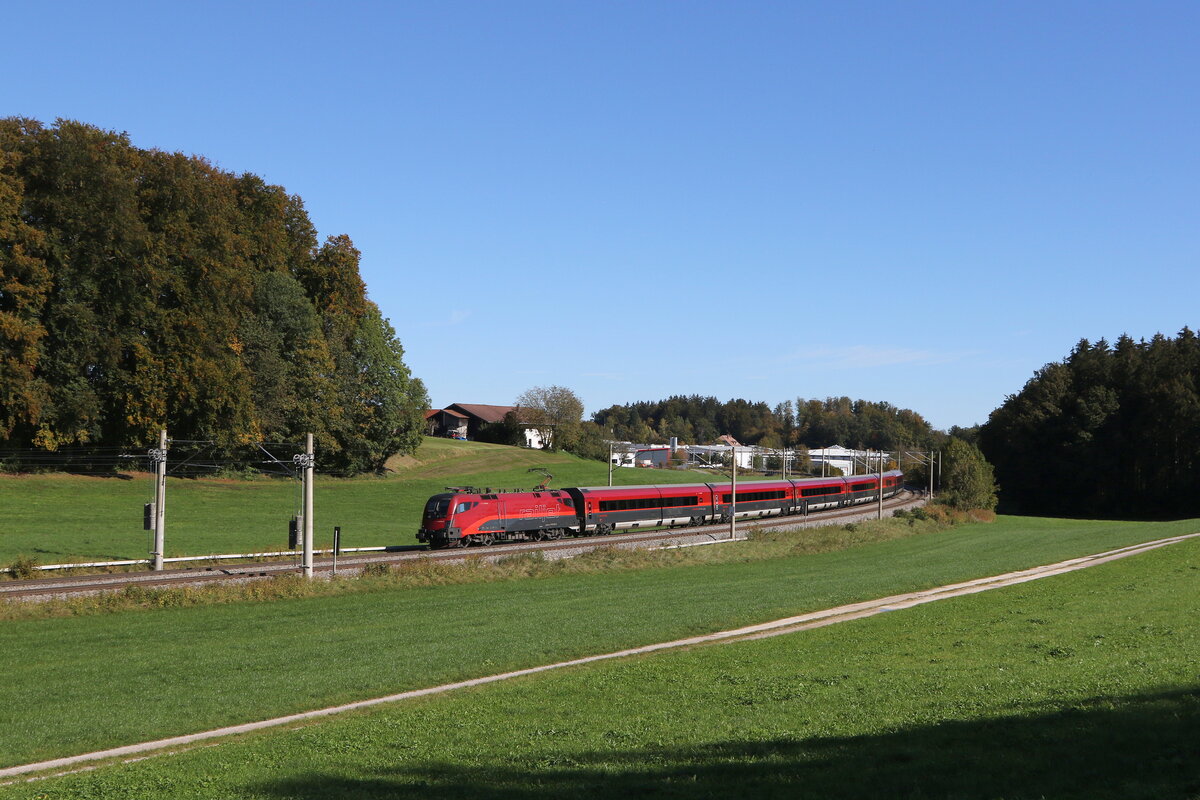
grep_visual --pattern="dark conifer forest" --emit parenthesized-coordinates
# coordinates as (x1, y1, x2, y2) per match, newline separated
(979, 330, 1200, 517)
(0, 118, 427, 473)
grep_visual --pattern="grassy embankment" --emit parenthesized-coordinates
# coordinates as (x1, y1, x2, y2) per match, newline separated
(0, 438, 731, 565)
(1, 512, 1196, 784)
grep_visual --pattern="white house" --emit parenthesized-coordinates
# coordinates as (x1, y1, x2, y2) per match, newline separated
(427, 403, 547, 449)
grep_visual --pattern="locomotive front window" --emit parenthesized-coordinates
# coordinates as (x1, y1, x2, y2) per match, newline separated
(425, 497, 450, 517)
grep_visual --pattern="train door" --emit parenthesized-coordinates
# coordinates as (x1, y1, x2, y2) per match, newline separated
(563, 487, 595, 534)
(705, 483, 721, 523)
(492, 495, 507, 536)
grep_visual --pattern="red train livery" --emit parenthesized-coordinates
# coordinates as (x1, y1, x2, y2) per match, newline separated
(417, 470, 904, 548)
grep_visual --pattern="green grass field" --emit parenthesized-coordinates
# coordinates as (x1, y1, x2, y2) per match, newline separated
(0, 438, 733, 565)
(1, 514, 1196, 779)
(1, 522, 1196, 798)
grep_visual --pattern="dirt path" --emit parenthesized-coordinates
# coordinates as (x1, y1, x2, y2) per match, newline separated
(4, 531, 1198, 782)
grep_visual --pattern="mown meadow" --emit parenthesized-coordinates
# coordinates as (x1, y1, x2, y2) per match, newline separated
(7, 534, 1195, 799)
(1, 512, 1197, 798)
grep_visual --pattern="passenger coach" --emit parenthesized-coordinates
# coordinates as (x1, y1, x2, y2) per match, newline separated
(418, 470, 905, 548)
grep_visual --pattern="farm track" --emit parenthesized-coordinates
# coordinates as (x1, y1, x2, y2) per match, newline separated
(1, 491, 924, 601)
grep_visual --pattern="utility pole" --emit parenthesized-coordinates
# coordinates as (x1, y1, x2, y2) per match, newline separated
(929, 449, 935, 499)
(608, 441, 614, 487)
(332, 526, 341, 577)
(935, 449, 941, 499)
(730, 445, 737, 540)
(294, 434, 315, 578)
(150, 429, 167, 571)
(304, 433, 314, 578)
(878, 448, 884, 520)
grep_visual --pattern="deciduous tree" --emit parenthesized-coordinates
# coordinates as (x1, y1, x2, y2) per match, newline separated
(0, 124, 50, 442)
(516, 385, 584, 450)
(0, 117, 427, 472)
(938, 437, 998, 511)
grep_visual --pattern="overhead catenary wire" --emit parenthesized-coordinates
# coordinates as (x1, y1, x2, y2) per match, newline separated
(1, 437, 378, 482)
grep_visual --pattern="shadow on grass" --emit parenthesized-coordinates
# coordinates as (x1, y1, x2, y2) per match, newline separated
(62, 471, 137, 480)
(254, 687, 1200, 799)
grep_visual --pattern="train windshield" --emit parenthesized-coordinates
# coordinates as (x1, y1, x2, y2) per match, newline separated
(424, 496, 451, 518)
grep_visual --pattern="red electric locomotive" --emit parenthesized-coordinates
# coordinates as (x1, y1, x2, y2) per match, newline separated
(418, 470, 905, 548)
(417, 488, 579, 548)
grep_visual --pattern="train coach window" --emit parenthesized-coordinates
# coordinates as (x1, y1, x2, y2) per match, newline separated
(801, 486, 840, 497)
(723, 490, 787, 504)
(662, 496, 698, 507)
(850, 482, 874, 491)
(599, 497, 666, 512)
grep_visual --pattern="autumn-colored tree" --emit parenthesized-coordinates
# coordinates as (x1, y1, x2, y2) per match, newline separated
(0, 117, 426, 472)
(0, 121, 50, 442)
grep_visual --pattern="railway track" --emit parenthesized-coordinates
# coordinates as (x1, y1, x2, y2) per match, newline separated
(2, 491, 923, 601)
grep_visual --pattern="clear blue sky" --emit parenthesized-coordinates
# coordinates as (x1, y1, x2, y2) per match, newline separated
(6, 1, 1197, 431)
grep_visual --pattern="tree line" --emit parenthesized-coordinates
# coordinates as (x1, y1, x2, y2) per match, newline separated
(0, 118, 427, 473)
(979, 330, 1200, 517)
(591, 394, 942, 451)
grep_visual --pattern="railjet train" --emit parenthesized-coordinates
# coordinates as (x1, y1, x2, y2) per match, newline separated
(418, 470, 905, 548)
